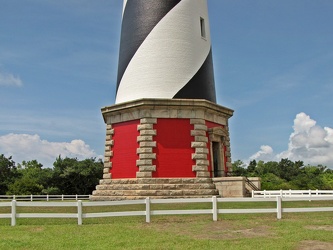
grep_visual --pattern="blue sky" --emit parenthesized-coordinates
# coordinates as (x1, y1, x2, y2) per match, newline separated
(1, 0, 333, 168)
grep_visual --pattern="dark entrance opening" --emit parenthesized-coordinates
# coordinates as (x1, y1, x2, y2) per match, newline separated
(212, 142, 221, 177)
(208, 127, 228, 177)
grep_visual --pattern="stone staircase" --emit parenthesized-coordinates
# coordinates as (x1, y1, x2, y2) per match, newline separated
(91, 178, 219, 201)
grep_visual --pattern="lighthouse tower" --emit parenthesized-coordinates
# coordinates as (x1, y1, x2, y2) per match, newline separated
(116, 0, 216, 104)
(92, 0, 234, 200)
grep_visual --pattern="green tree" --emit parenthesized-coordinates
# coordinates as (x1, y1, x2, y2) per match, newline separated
(254, 161, 278, 177)
(290, 165, 326, 189)
(321, 171, 333, 189)
(231, 160, 248, 176)
(52, 156, 103, 195)
(7, 160, 53, 195)
(0, 154, 20, 194)
(276, 159, 303, 181)
(261, 173, 293, 190)
(247, 160, 257, 174)
(232, 158, 333, 190)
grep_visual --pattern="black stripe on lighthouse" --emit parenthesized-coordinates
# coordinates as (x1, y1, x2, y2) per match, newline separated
(116, 0, 181, 93)
(173, 48, 216, 103)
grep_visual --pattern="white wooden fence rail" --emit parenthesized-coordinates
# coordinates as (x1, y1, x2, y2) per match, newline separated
(252, 189, 333, 198)
(1, 196, 332, 226)
(0, 194, 90, 201)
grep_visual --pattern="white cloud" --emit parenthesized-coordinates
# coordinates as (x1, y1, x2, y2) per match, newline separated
(292, 112, 316, 133)
(0, 133, 102, 167)
(249, 112, 333, 168)
(249, 145, 275, 162)
(0, 71, 23, 87)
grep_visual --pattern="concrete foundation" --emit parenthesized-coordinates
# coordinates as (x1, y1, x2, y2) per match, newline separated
(213, 177, 261, 197)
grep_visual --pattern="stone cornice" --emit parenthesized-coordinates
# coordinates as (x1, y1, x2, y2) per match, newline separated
(102, 98, 234, 125)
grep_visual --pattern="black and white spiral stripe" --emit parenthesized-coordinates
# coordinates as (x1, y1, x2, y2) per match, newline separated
(115, 0, 216, 104)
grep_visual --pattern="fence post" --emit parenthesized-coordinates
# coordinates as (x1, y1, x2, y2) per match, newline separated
(47, 194, 49, 202)
(276, 196, 282, 220)
(76, 194, 78, 201)
(11, 200, 16, 226)
(62, 194, 64, 201)
(145, 197, 151, 223)
(77, 200, 83, 225)
(30, 194, 33, 201)
(251, 190, 254, 198)
(212, 196, 218, 221)
(309, 189, 312, 202)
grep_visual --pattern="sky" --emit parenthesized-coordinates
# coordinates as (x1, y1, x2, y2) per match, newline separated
(1, 0, 333, 169)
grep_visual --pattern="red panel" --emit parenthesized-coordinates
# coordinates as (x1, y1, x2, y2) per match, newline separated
(110, 120, 140, 179)
(153, 119, 195, 178)
(205, 121, 224, 129)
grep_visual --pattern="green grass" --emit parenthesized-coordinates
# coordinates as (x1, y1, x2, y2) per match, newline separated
(0, 200, 332, 249)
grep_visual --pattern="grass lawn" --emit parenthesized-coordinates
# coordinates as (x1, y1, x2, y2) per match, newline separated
(0, 200, 332, 249)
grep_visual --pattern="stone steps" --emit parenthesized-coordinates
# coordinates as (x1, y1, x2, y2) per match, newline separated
(98, 178, 215, 185)
(91, 195, 217, 201)
(96, 183, 216, 190)
(91, 178, 219, 201)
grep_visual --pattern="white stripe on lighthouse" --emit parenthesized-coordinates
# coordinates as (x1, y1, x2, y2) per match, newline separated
(122, 0, 127, 17)
(115, 0, 212, 104)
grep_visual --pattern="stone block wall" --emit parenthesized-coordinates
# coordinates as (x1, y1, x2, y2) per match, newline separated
(103, 124, 114, 179)
(136, 118, 157, 178)
(191, 119, 210, 178)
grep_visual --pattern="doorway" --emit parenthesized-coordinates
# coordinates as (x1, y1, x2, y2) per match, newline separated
(208, 127, 228, 177)
(212, 141, 224, 177)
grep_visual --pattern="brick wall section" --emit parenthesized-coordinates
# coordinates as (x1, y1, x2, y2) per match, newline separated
(223, 125, 232, 174)
(136, 118, 157, 178)
(190, 119, 210, 178)
(103, 124, 114, 179)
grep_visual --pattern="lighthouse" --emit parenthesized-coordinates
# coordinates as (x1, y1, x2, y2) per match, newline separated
(116, 0, 216, 104)
(92, 0, 234, 200)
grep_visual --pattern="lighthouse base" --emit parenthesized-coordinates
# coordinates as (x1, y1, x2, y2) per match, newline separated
(91, 178, 218, 201)
(91, 98, 234, 200)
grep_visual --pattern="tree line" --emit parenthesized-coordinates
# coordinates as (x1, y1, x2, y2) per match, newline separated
(1, 154, 333, 195)
(0, 154, 103, 195)
(232, 158, 333, 190)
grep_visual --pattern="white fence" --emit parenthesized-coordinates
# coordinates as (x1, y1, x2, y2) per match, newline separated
(1, 196, 332, 226)
(0, 194, 90, 201)
(252, 189, 333, 198)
